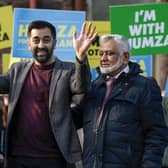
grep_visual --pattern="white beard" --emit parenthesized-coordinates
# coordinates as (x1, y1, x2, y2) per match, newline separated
(100, 56, 124, 75)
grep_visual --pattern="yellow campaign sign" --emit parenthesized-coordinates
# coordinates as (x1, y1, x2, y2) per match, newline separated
(2, 54, 22, 73)
(2, 53, 10, 73)
(0, 6, 13, 49)
(87, 21, 110, 68)
(2, 54, 31, 72)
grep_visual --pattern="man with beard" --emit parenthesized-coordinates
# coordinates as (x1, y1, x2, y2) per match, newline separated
(72, 34, 168, 168)
(0, 20, 98, 168)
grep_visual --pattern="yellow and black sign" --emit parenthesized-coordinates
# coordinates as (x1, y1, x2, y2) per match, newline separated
(0, 6, 13, 49)
(86, 21, 110, 68)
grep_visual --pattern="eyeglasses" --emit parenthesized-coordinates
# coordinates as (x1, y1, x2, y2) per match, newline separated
(99, 50, 117, 57)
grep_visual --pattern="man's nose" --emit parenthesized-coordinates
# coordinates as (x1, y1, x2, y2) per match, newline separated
(38, 40, 45, 48)
(100, 52, 108, 60)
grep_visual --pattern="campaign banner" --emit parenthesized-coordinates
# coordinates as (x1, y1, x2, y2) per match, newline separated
(109, 3, 168, 55)
(130, 55, 152, 76)
(0, 6, 13, 49)
(91, 55, 152, 80)
(12, 8, 85, 60)
(86, 21, 110, 68)
(2, 53, 10, 73)
(2, 53, 33, 73)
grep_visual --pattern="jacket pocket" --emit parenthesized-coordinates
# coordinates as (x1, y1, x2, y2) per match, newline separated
(114, 94, 138, 104)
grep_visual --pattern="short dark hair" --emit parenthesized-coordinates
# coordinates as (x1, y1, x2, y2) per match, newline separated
(27, 20, 56, 39)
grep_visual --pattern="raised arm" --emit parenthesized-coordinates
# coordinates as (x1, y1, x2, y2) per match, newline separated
(73, 22, 98, 62)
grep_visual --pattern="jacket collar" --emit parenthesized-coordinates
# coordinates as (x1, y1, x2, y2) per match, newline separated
(96, 61, 143, 81)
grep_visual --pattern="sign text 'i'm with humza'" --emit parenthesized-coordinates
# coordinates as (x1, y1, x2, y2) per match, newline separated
(109, 3, 168, 55)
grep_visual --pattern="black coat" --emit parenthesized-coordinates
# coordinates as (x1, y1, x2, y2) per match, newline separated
(73, 61, 168, 168)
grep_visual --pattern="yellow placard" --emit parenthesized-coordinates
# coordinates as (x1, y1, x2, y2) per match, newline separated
(2, 53, 10, 72)
(87, 21, 110, 68)
(0, 6, 13, 49)
(2, 54, 22, 73)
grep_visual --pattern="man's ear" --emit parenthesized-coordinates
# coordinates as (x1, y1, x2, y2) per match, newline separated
(123, 52, 130, 64)
(54, 39, 57, 48)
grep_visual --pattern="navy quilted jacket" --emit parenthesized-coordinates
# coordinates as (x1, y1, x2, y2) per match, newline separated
(73, 61, 168, 168)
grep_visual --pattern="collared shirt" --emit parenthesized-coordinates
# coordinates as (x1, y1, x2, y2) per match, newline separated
(106, 65, 129, 80)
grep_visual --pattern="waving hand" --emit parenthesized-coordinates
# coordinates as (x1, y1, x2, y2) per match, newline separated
(73, 22, 98, 62)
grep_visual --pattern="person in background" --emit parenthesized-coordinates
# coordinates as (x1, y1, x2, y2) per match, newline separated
(0, 20, 98, 168)
(155, 0, 168, 97)
(155, 1, 168, 166)
(0, 95, 8, 168)
(157, 53, 168, 97)
(1, 95, 8, 129)
(72, 34, 168, 168)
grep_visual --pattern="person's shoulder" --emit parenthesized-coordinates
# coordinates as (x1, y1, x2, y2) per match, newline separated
(130, 74, 160, 93)
(133, 74, 151, 84)
(133, 75, 162, 102)
(145, 76, 161, 90)
(137, 75, 161, 94)
(138, 75, 158, 86)
(56, 58, 75, 70)
(11, 61, 29, 66)
(10, 60, 32, 70)
(62, 61, 74, 66)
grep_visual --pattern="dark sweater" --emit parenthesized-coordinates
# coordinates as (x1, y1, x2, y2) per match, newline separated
(9, 62, 63, 159)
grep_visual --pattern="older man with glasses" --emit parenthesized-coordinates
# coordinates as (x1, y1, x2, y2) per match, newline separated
(72, 34, 168, 168)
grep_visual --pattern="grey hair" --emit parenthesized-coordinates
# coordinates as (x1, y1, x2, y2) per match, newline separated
(100, 34, 130, 53)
